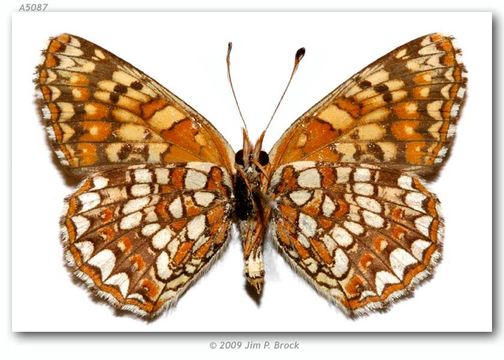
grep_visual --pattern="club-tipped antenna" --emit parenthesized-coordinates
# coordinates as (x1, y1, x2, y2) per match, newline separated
(264, 47, 305, 133)
(227, 42, 248, 132)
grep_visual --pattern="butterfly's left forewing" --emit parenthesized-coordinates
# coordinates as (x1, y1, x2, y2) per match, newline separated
(36, 34, 235, 176)
(63, 162, 233, 317)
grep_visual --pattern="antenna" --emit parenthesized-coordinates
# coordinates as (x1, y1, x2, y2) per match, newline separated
(264, 47, 305, 133)
(226, 42, 248, 132)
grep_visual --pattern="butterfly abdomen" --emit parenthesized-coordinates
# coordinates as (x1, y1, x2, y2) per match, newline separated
(232, 169, 267, 294)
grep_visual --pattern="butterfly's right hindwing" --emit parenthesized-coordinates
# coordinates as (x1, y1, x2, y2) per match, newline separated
(269, 162, 443, 316)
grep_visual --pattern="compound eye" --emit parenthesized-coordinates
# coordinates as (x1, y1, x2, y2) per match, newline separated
(258, 151, 269, 166)
(235, 149, 244, 166)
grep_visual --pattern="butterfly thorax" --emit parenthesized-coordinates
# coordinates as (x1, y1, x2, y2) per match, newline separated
(233, 131, 271, 294)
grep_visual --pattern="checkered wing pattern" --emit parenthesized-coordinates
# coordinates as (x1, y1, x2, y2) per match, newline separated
(62, 162, 233, 317)
(269, 33, 467, 180)
(35, 34, 235, 176)
(35, 32, 466, 319)
(269, 162, 443, 316)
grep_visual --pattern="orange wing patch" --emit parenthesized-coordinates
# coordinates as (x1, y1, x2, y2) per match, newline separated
(36, 34, 235, 176)
(269, 33, 467, 179)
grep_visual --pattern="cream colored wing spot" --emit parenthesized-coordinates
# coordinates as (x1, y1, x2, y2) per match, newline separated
(414, 215, 433, 237)
(405, 192, 427, 212)
(362, 210, 385, 228)
(296, 133, 308, 147)
(88, 249, 116, 281)
(71, 215, 91, 239)
(297, 168, 321, 188)
(77, 192, 101, 212)
(187, 214, 206, 240)
(364, 69, 390, 86)
(111, 108, 144, 124)
(130, 184, 151, 197)
(112, 70, 138, 87)
(74, 241, 94, 262)
(331, 248, 350, 278)
(154, 168, 170, 184)
(152, 228, 173, 250)
(194, 191, 216, 207)
(355, 196, 381, 213)
(389, 248, 418, 279)
(94, 49, 106, 59)
(141, 223, 161, 237)
(134, 198, 158, 218)
(343, 221, 365, 235)
(155, 252, 172, 280)
(104, 273, 130, 298)
(148, 105, 186, 131)
(292, 161, 316, 171)
(120, 211, 143, 230)
(427, 100, 444, 120)
(322, 196, 336, 216)
(411, 239, 432, 260)
(316, 104, 355, 130)
(289, 190, 312, 206)
(298, 213, 317, 237)
(395, 48, 407, 59)
(375, 271, 401, 295)
(185, 169, 208, 190)
(360, 107, 390, 124)
(353, 168, 371, 182)
(353, 183, 374, 196)
(168, 197, 183, 218)
(58, 102, 75, 121)
(330, 225, 354, 247)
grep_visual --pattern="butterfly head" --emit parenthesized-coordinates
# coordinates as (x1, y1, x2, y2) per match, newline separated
(234, 129, 269, 172)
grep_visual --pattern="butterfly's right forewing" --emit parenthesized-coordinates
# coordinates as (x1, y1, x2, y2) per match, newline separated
(269, 33, 467, 180)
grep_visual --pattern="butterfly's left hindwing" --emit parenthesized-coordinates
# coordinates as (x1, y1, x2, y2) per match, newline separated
(269, 162, 443, 316)
(62, 162, 233, 317)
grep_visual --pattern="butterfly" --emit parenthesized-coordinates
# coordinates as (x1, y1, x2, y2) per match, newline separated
(35, 33, 466, 319)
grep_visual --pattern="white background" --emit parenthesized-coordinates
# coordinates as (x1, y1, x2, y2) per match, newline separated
(11, 12, 492, 332)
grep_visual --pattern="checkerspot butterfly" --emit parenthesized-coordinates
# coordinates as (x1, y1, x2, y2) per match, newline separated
(35, 33, 466, 319)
